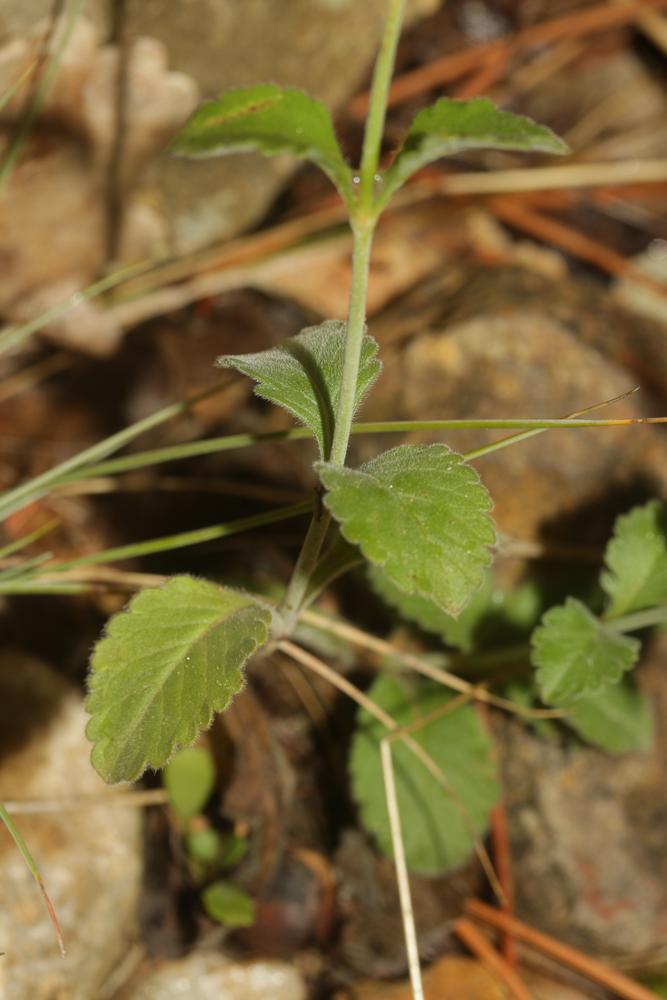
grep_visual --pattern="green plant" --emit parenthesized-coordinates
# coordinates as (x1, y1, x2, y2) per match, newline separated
(2, 0, 666, 989)
(84, 0, 570, 783)
(164, 746, 254, 929)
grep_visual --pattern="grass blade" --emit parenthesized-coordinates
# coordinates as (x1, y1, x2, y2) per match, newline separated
(0, 802, 65, 956)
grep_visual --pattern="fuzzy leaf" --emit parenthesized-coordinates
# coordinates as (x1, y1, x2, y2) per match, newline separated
(87, 576, 271, 783)
(368, 564, 494, 652)
(601, 500, 667, 618)
(318, 444, 495, 616)
(172, 84, 353, 201)
(381, 97, 567, 202)
(164, 747, 215, 821)
(218, 321, 381, 460)
(350, 674, 498, 875)
(564, 680, 654, 753)
(532, 597, 639, 705)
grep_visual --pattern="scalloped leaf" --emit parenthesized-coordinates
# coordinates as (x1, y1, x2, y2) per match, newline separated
(317, 444, 495, 616)
(368, 564, 494, 652)
(218, 321, 381, 460)
(601, 500, 667, 618)
(381, 97, 568, 202)
(532, 597, 639, 705)
(86, 576, 271, 783)
(564, 680, 654, 754)
(350, 674, 498, 875)
(172, 84, 353, 202)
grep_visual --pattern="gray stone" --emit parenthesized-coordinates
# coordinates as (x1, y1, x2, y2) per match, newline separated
(1, 0, 440, 254)
(0, 652, 143, 1000)
(117, 951, 307, 1000)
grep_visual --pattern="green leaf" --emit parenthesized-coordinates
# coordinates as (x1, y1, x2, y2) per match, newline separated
(532, 597, 640, 705)
(563, 680, 654, 753)
(318, 444, 495, 616)
(350, 674, 498, 875)
(202, 880, 256, 928)
(187, 827, 222, 865)
(368, 564, 494, 652)
(381, 97, 568, 202)
(86, 576, 271, 783)
(218, 833, 249, 869)
(601, 500, 667, 618)
(172, 84, 353, 202)
(164, 747, 216, 821)
(218, 321, 381, 460)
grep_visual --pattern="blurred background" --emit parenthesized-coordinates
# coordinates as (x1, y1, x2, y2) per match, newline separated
(1, 2, 667, 998)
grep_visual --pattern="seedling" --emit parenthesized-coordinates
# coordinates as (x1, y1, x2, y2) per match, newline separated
(164, 746, 255, 929)
(2, 0, 666, 991)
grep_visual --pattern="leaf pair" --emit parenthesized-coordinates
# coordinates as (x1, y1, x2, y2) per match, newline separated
(172, 84, 567, 210)
(223, 319, 495, 616)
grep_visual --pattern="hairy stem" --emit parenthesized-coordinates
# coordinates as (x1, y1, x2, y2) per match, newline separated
(358, 0, 407, 215)
(328, 220, 375, 466)
(606, 605, 667, 633)
(278, 0, 406, 627)
(277, 500, 332, 631)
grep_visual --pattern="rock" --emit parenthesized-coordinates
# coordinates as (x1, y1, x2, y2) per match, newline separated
(117, 951, 307, 1000)
(0, 1, 439, 352)
(335, 830, 482, 979)
(0, 651, 143, 1000)
(497, 634, 667, 957)
(0, 0, 440, 255)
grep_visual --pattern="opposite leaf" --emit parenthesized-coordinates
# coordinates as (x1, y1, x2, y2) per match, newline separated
(368, 564, 494, 653)
(532, 597, 639, 705)
(218, 321, 381, 460)
(172, 84, 353, 203)
(350, 674, 498, 875)
(318, 444, 495, 616)
(87, 576, 271, 783)
(601, 500, 667, 618)
(563, 680, 654, 754)
(381, 97, 567, 204)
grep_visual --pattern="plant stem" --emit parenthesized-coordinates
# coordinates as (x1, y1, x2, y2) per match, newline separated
(358, 0, 407, 214)
(277, 502, 332, 631)
(278, 0, 407, 628)
(328, 220, 375, 466)
(606, 606, 667, 633)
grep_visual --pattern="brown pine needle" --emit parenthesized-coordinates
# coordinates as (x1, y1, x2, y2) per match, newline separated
(466, 900, 663, 1000)
(454, 917, 533, 1000)
(349, 0, 667, 115)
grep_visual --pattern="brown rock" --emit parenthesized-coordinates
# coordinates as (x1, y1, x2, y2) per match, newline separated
(497, 634, 667, 957)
